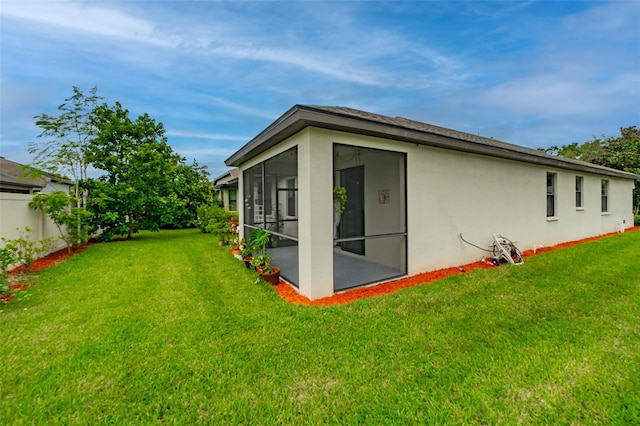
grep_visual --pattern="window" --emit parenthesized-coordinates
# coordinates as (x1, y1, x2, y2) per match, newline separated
(601, 179, 609, 212)
(546, 173, 556, 217)
(286, 178, 296, 217)
(228, 189, 237, 211)
(575, 176, 583, 208)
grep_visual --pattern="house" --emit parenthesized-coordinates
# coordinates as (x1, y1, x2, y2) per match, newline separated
(225, 105, 638, 300)
(0, 156, 72, 254)
(213, 168, 239, 212)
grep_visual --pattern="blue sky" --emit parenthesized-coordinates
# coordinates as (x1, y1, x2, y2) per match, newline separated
(1, 0, 639, 179)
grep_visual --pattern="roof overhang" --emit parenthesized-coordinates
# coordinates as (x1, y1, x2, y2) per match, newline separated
(0, 172, 44, 192)
(225, 105, 640, 181)
(213, 168, 239, 189)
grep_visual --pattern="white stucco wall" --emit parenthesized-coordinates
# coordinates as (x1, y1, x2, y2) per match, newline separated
(0, 192, 67, 267)
(298, 130, 334, 299)
(313, 128, 634, 289)
(406, 144, 634, 274)
(218, 188, 237, 212)
(237, 126, 635, 300)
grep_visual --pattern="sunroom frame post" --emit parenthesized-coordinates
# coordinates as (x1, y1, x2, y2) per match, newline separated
(297, 131, 334, 299)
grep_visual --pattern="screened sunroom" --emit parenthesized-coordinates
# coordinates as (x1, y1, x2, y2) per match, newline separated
(241, 143, 407, 294)
(243, 147, 300, 285)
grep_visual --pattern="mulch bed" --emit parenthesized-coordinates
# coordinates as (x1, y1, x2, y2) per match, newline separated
(3, 228, 638, 306)
(274, 226, 640, 306)
(8, 244, 90, 274)
(2, 245, 91, 304)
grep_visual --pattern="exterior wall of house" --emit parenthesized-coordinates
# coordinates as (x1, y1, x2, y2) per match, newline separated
(298, 130, 334, 299)
(218, 188, 234, 212)
(0, 192, 67, 267)
(237, 126, 635, 300)
(310, 127, 634, 283)
(406, 145, 634, 274)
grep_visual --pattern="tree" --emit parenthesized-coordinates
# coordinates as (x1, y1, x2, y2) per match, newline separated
(595, 126, 640, 214)
(29, 191, 91, 253)
(87, 102, 180, 240)
(596, 126, 640, 172)
(162, 159, 214, 228)
(540, 126, 640, 213)
(29, 86, 102, 243)
(539, 139, 604, 163)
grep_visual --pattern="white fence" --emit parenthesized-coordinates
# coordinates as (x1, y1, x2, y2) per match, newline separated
(0, 192, 67, 261)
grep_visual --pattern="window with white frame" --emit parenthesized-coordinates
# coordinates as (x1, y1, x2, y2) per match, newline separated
(575, 176, 583, 208)
(601, 179, 609, 213)
(546, 172, 556, 217)
(229, 189, 237, 211)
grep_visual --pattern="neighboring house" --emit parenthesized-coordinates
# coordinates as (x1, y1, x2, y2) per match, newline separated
(0, 156, 72, 255)
(225, 105, 639, 300)
(213, 168, 239, 212)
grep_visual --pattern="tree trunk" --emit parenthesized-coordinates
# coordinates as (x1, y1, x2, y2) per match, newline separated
(128, 214, 133, 239)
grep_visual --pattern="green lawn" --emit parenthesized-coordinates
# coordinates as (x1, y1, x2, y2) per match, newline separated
(1, 229, 639, 424)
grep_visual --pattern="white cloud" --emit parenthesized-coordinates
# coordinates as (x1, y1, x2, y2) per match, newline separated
(562, 1, 640, 40)
(174, 146, 237, 158)
(202, 97, 280, 120)
(2, 1, 467, 90)
(1, 0, 179, 47)
(166, 129, 249, 142)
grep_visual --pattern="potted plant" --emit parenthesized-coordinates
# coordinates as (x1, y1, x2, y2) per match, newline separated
(333, 186, 348, 241)
(261, 264, 281, 285)
(333, 186, 347, 213)
(250, 253, 280, 284)
(250, 253, 272, 272)
(248, 228, 280, 284)
(240, 245, 253, 268)
(229, 237, 244, 257)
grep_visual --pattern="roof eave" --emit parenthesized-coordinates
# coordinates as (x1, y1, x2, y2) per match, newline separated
(225, 105, 639, 180)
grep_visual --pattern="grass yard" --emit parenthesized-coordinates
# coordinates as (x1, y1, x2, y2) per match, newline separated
(1, 229, 639, 424)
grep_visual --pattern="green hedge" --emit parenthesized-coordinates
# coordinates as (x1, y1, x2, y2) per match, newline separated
(635, 215, 640, 226)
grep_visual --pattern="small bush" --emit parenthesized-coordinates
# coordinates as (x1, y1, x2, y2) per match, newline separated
(0, 227, 53, 273)
(196, 204, 238, 244)
(635, 215, 640, 226)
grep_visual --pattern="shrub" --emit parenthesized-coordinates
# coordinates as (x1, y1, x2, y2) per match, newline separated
(196, 204, 238, 244)
(29, 191, 92, 253)
(635, 215, 640, 226)
(0, 227, 54, 273)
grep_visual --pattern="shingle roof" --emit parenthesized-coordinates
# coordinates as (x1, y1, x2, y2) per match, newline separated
(0, 172, 43, 190)
(213, 168, 239, 189)
(225, 105, 639, 180)
(309, 105, 535, 156)
(0, 157, 73, 187)
(0, 157, 47, 187)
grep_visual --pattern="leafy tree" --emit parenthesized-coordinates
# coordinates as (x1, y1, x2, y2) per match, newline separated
(87, 102, 180, 240)
(595, 126, 640, 214)
(162, 159, 214, 228)
(540, 126, 640, 213)
(28, 86, 102, 243)
(30, 88, 216, 237)
(596, 126, 640, 172)
(29, 87, 102, 211)
(539, 139, 604, 163)
(29, 191, 92, 253)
